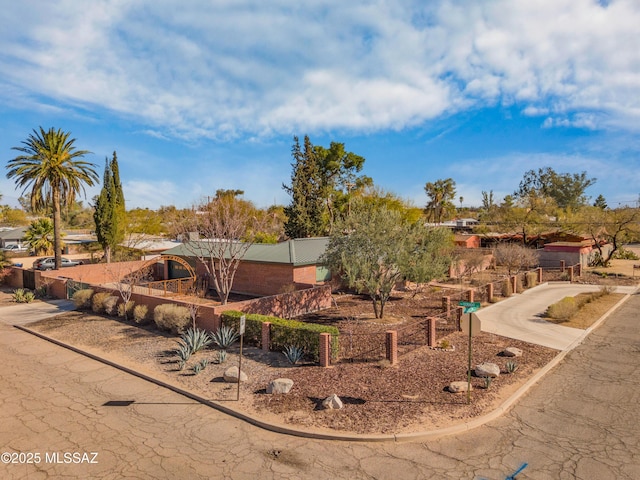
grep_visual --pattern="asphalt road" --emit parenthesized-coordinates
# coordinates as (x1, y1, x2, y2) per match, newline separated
(0, 292, 638, 479)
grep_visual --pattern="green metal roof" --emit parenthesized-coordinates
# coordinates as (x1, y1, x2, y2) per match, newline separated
(163, 237, 329, 266)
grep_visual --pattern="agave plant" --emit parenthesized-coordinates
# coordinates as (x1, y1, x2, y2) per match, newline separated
(174, 341, 192, 363)
(217, 350, 227, 364)
(283, 345, 305, 365)
(180, 327, 212, 355)
(192, 362, 203, 375)
(211, 325, 239, 350)
(505, 360, 519, 374)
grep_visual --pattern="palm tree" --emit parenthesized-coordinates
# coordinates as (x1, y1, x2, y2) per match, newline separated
(24, 218, 55, 255)
(7, 127, 98, 269)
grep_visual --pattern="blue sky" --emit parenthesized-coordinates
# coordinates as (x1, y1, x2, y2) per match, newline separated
(1, 0, 639, 211)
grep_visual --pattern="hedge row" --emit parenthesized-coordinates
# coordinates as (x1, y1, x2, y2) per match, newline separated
(220, 310, 339, 361)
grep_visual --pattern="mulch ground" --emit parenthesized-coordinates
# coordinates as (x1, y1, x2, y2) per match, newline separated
(26, 303, 557, 435)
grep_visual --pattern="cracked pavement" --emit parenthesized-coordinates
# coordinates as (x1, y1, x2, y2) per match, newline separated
(1, 293, 639, 479)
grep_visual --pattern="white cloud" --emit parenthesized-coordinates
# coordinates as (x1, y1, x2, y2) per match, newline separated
(1, 0, 639, 140)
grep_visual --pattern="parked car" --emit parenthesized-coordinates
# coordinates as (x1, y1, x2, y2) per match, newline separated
(33, 257, 83, 271)
(2, 244, 28, 252)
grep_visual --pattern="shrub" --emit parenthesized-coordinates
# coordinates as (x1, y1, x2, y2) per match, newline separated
(506, 361, 518, 373)
(221, 310, 340, 361)
(12, 288, 35, 303)
(525, 272, 537, 288)
(612, 247, 640, 260)
(118, 301, 136, 320)
(91, 292, 113, 314)
(103, 296, 119, 316)
(546, 297, 578, 321)
(502, 279, 513, 298)
(133, 304, 149, 324)
(72, 289, 94, 310)
(154, 304, 190, 334)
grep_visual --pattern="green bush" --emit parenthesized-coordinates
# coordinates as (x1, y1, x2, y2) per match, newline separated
(612, 247, 640, 260)
(118, 300, 136, 319)
(91, 292, 113, 314)
(12, 288, 35, 303)
(133, 304, 148, 324)
(154, 304, 190, 334)
(220, 310, 340, 361)
(546, 297, 578, 321)
(103, 296, 119, 316)
(72, 289, 94, 309)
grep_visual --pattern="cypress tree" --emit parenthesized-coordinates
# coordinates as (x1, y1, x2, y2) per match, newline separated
(283, 136, 324, 238)
(94, 151, 126, 262)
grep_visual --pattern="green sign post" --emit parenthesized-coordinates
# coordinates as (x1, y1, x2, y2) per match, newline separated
(459, 301, 481, 403)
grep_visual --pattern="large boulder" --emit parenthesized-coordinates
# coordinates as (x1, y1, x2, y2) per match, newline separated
(448, 381, 472, 394)
(502, 347, 523, 357)
(267, 378, 294, 394)
(322, 394, 344, 410)
(475, 362, 501, 378)
(223, 366, 248, 383)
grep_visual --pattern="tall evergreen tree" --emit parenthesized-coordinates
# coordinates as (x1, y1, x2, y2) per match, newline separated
(283, 136, 324, 238)
(94, 151, 126, 262)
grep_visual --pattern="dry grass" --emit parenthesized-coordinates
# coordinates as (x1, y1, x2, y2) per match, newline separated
(544, 293, 625, 329)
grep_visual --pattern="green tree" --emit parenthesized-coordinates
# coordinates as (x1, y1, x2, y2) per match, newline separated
(322, 200, 451, 318)
(283, 136, 324, 238)
(24, 218, 55, 255)
(515, 167, 596, 210)
(404, 226, 454, 292)
(313, 141, 370, 232)
(7, 127, 97, 269)
(94, 152, 126, 263)
(424, 178, 456, 223)
(593, 194, 608, 210)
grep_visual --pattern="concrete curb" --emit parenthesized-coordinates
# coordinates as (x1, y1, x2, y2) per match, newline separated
(13, 288, 636, 443)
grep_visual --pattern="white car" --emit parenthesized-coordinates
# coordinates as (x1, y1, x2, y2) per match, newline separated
(34, 257, 83, 270)
(2, 244, 28, 252)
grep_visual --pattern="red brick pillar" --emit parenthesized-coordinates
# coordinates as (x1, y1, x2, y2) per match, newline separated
(569, 266, 574, 283)
(511, 276, 517, 294)
(261, 322, 271, 352)
(467, 289, 474, 303)
(456, 306, 464, 331)
(386, 330, 398, 366)
(427, 317, 437, 347)
(487, 283, 494, 301)
(442, 296, 451, 317)
(538, 267, 543, 284)
(560, 260, 566, 272)
(319, 333, 331, 367)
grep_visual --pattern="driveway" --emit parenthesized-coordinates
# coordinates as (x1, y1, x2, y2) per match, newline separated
(475, 283, 637, 350)
(0, 299, 75, 326)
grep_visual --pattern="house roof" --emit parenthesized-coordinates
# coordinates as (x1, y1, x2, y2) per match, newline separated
(0, 226, 28, 240)
(163, 237, 330, 266)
